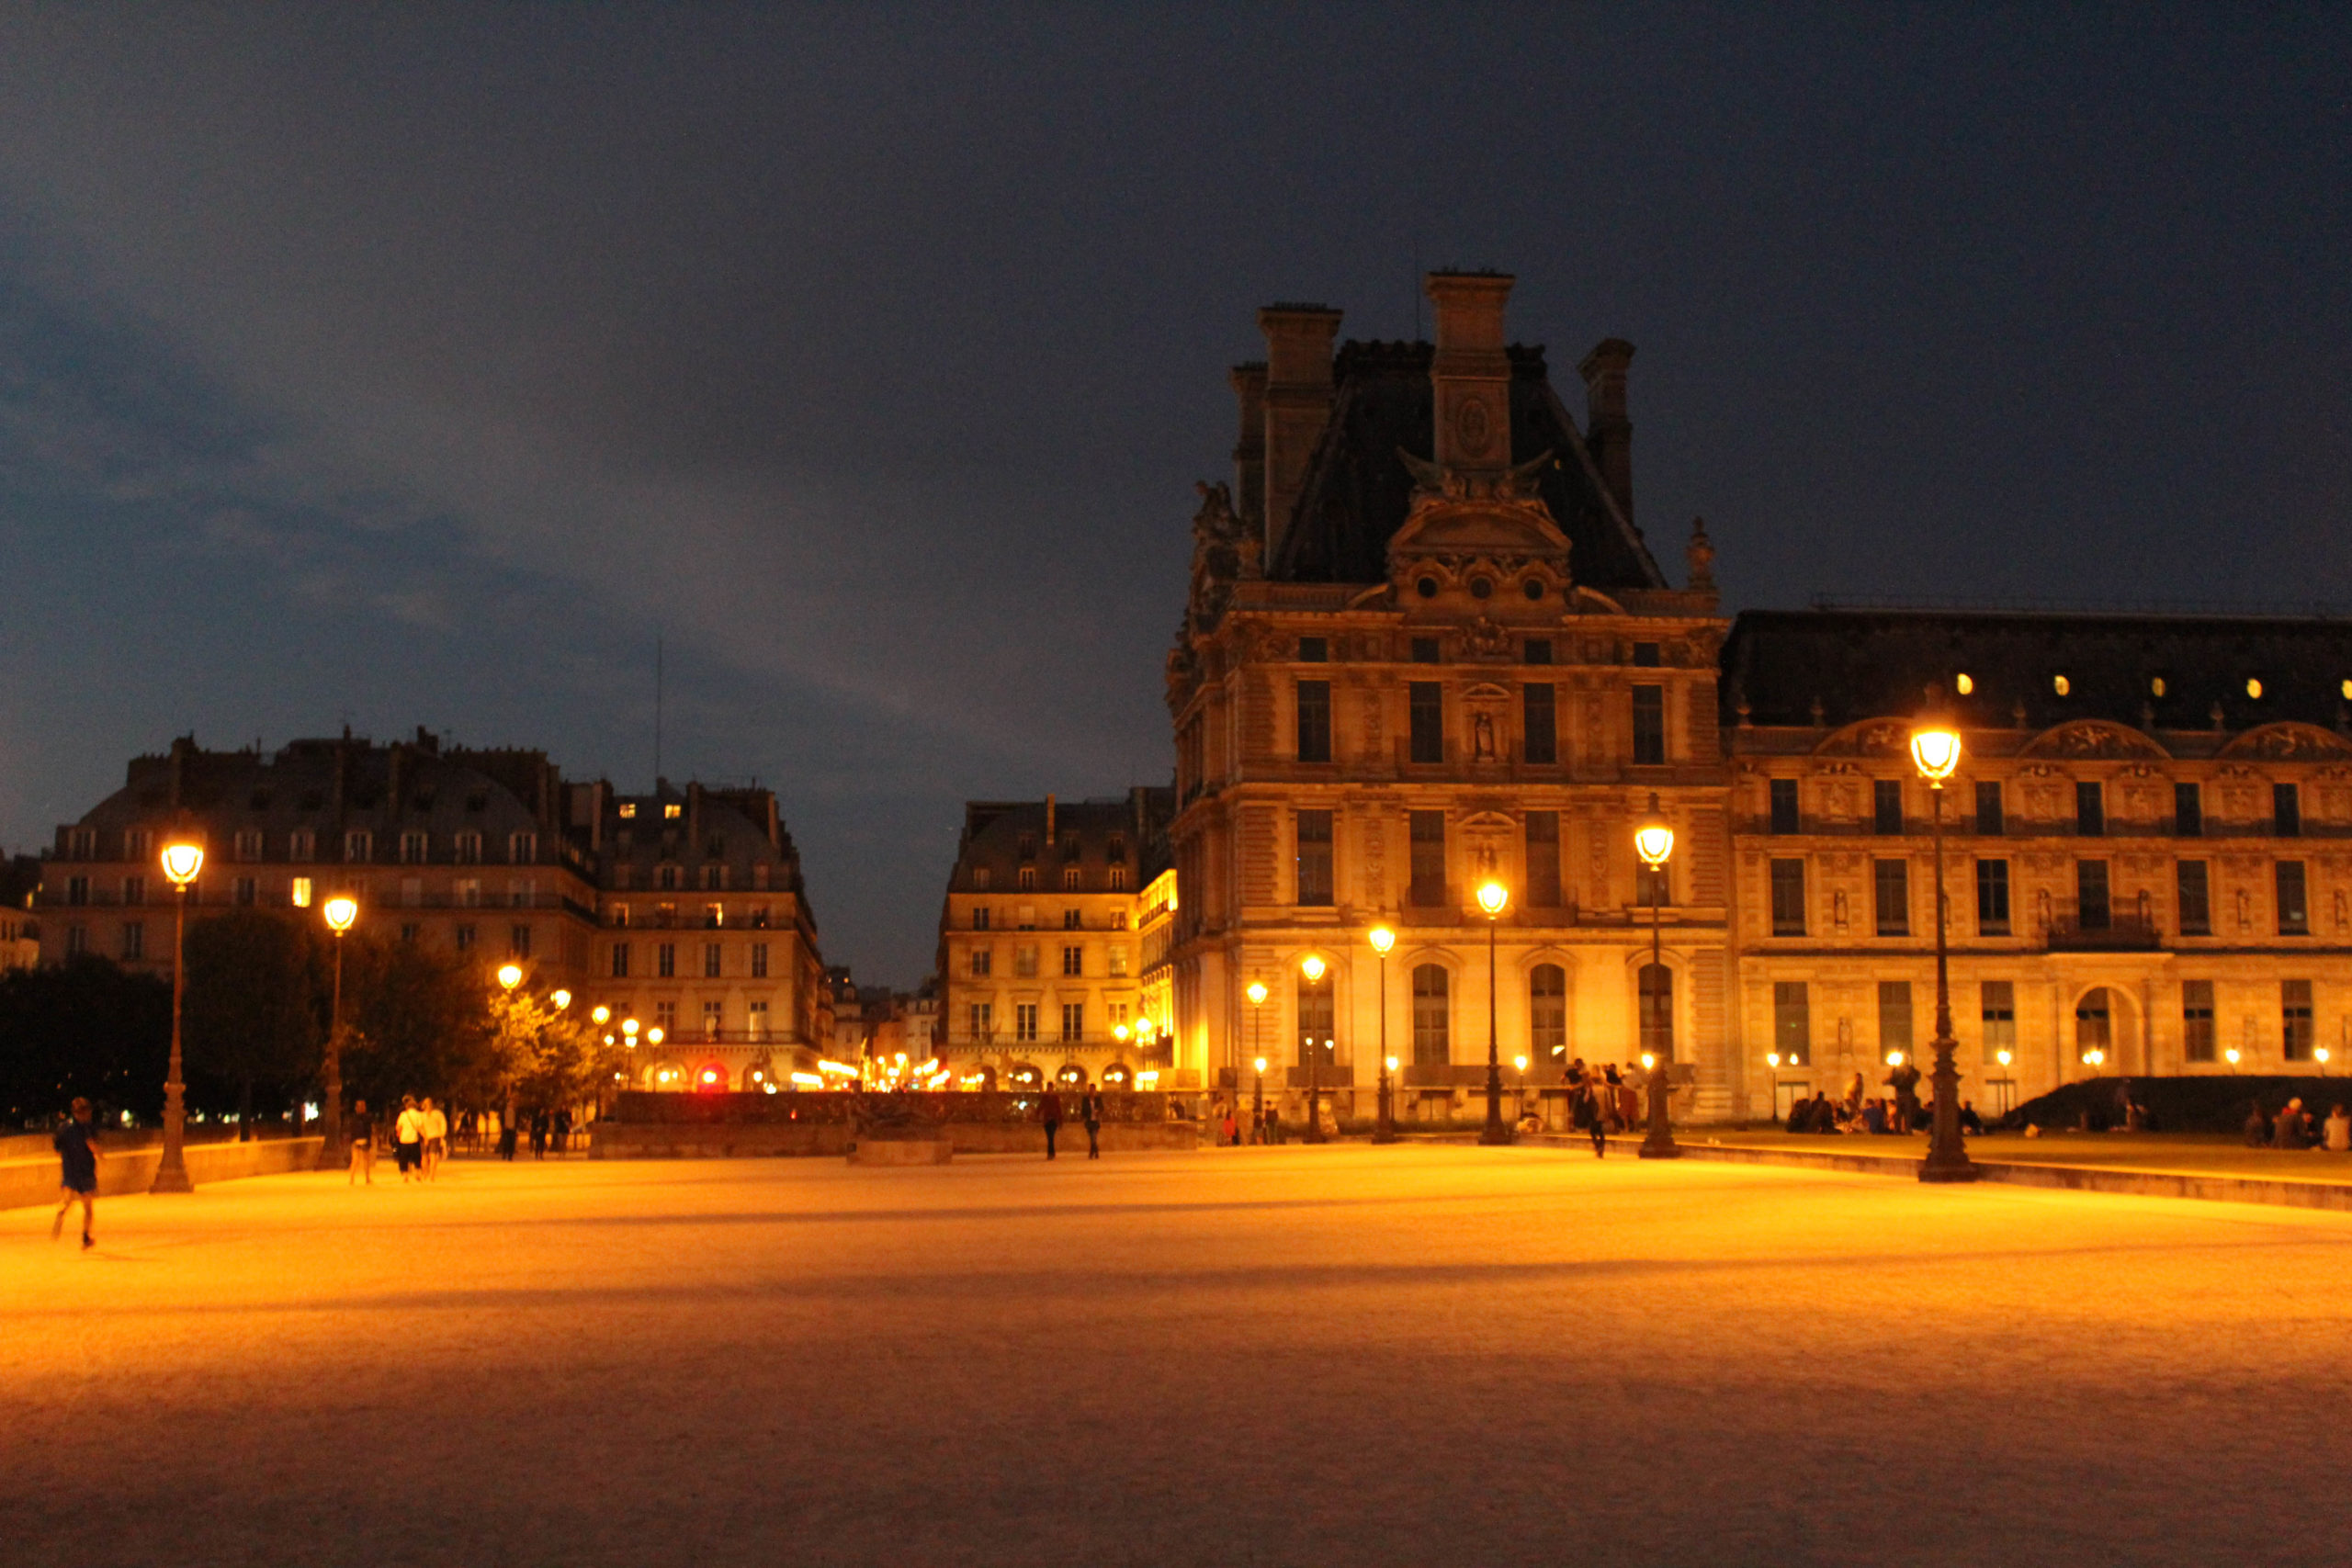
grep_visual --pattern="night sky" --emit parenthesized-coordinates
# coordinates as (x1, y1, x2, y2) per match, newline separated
(0, 7, 2344, 984)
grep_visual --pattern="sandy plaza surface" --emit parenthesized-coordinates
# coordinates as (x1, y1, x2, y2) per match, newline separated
(5, 1145, 2350, 1568)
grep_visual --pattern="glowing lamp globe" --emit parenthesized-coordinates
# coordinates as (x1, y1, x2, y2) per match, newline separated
(1767, 1051, 1781, 1069)
(322, 896, 358, 933)
(1514, 1055, 1528, 1073)
(1640, 1052, 1657, 1072)
(592, 1005, 611, 1025)
(1385, 1055, 1398, 1073)
(1634, 795, 1675, 868)
(160, 841, 205, 886)
(1114, 1023, 1129, 1042)
(622, 1017, 639, 1035)
(496, 963, 523, 990)
(648, 1026, 665, 1046)
(550, 989, 572, 1010)
(1254, 1056, 1267, 1074)
(1300, 954, 1326, 982)
(1246, 980, 1268, 1007)
(1910, 725, 1962, 783)
(1476, 881, 1509, 917)
(1368, 926, 1395, 956)
(1886, 1051, 1905, 1067)
(1997, 1048, 2013, 1067)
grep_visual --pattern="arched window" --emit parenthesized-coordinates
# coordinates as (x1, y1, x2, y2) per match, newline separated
(1297, 965, 1335, 1066)
(2075, 987, 2111, 1064)
(1530, 964, 1567, 1065)
(1639, 964, 1673, 1057)
(1412, 964, 1450, 1065)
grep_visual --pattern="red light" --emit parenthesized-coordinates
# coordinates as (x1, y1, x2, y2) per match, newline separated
(699, 1069, 720, 1088)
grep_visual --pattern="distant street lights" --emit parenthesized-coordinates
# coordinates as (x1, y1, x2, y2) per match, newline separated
(1369, 927, 1396, 1144)
(1634, 796, 1681, 1160)
(1909, 716, 1977, 1183)
(318, 894, 358, 1168)
(1476, 879, 1510, 1146)
(1300, 953, 1328, 1144)
(152, 840, 205, 1194)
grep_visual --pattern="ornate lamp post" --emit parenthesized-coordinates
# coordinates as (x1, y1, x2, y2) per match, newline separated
(1252, 1054, 1267, 1140)
(1300, 954, 1329, 1144)
(318, 894, 358, 1168)
(1909, 717, 1978, 1182)
(1368, 927, 1396, 1144)
(1764, 1050, 1783, 1124)
(1476, 879, 1511, 1145)
(1634, 796, 1681, 1160)
(152, 840, 206, 1193)
(1246, 979, 1268, 1137)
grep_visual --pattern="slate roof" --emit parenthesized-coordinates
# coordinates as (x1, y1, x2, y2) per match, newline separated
(949, 791, 1173, 895)
(1270, 341, 1667, 592)
(1723, 610, 2352, 733)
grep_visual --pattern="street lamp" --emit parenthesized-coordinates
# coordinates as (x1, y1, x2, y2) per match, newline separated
(1246, 979, 1268, 1137)
(1634, 795, 1681, 1159)
(152, 840, 205, 1193)
(1909, 716, 1976, 1182)
(318, 894, 358, 1169)
(2225, 1045, 2241, 1071)
(592, 1005, 611, 1026)
(1300, 953, 1329, 1144)
(1369, 927, 1396, 1144)
(550, 989, 571, 1010)
(1476, 879, 1510, 1145)
(1765, 1049, 1782, 1125)
(497, 962, 524, 990)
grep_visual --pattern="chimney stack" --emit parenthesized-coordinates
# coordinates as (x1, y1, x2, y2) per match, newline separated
(1228, 362, 1267, 535)
(1579, 338, 1634, 523)
(1256, 304, 1341, 567)
(1045, 793, 1057, 847)
(1425, 271, 1516, 481)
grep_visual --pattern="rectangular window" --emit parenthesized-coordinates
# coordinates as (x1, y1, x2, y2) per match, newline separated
(1060, 864, 1081, 891)
(1296, 636, 1328, 662)
(1981, 980, 2016, 1066)
(1772, 981, 1811, 1066)
(2283, 979, 2315, 1060)
(67, 875, 88, 906)
(1976, 859, 2011, 935)
(455, 924, 476, 953)
(1410, 637, 1441, 664)
(511, 924, 532, 959)
(1408, 682, 1444, 763)
(121, 921, 144, 961)
(1015, 944, 1039, 978)
(751, 942, 769, 978)
(1631, 686, 1665, 765)
(345, 829, 372, 863)
(748, 1000, 768, 1040)
(1063, 907, 1081, 929)
(2075, 781, 2104, 838)
(123, 828, 149, 861)
(2076, 860, 2110, 931)
(658, 942, 676, 978)
(702, 1000, 723, 1038)
(656, 1001, 676, 1034)
(1015, 1003, 1038, 1043)
(2177, 860, 2211, 935)
(456, 831, 481, 864)
(68, 829, 95, 860)
(1878, 981, 1914, 1059)
(1060, 1002, 1084, 1043)
(2275, 783, 2301, 837)
(1062, 945, 1082, 977)
(1295, 680, 1332, 762)
(1974, 781, 2004, 836)
(2182, 979, 2215, 1063)
(1017, 865, 1035, 891)
(2278, 862, 2309, 935)
(233, 829, 263, 862)
(64, 925, 85, 956)
(399, 923, 419, 944)
(970, 947, 991, 976)
(1109, 945, 1128, 977)
(291, 877, 312, 908)
(612, 942, 630, 978)
(234, 876, 256, 907)
(968, 1002, 993, 1041)
(1408, 810, 1447, 906)
(1521, 683, 1556, 764)
(1108, 863, 1126, 890)
(1769, 859, 1806, 936)
(1874, 860, 1910, 936)
(1633, 641, 1660, 667)
(973, 907, 990, 930)
(1769, 779, 1800, 835)
(1525, 812, 1561, 907)
(1523, 637, 1553, 665)
(1874, 780, 1905, 836)
(1295, 809, 1333, 905)
(400, 830, 428, 864)
(1411, 965, 1449, 1065)
(123, 875, 145, 908)
(509, 832, 537, 863)
(704, 942, 722, 978)
(2174, 782, 2202, 837)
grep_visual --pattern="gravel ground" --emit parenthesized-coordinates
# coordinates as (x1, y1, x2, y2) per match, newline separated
(5, 1146, 2348, 1568)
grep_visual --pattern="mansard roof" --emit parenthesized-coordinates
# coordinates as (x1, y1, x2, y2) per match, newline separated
(1270, 341, 1666, 592)
(1724, 609, 2352, 736)
(949, 790, 1173, 895)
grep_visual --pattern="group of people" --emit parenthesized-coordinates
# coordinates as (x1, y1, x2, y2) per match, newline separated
(1216, 1101, 1290, 1146)
(1781, 1067, 1985, 1138)
(1035, 1089, 1107, 1159)
(2245, 1098, 2352, 1152)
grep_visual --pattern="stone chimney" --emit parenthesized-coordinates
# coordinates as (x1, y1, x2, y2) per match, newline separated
(1578, 338, 1634, 523)
(1425, 271, 1516, 482)
(1228, 362, 1266, 535)
(1256, 304, 1341, 566)
(1045, 793, 1057, 848)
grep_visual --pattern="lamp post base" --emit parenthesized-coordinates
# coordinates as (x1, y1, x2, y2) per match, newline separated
(148, 1158, 195, 1194)
(1636, 1136, 1683, 1160)
(1917, 1159, 1980, 1183)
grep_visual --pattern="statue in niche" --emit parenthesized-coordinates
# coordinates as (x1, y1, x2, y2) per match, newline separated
(1473, 711, 1497, 761)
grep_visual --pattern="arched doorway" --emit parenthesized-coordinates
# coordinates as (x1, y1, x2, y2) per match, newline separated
(1102, 1062, 1134, 1089)
(1638, 964, 1673, 1060)
(1297, 964, 1335, 1067)
(1007, 1062, 1043, 1089)
(2076, 987, 2113, 1071)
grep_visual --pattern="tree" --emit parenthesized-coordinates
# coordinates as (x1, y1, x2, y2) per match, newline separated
(182, 909, 325, 1134)
(338, 934, 494, 1112)
(0, 957, 171, 1126)
(491, 988, 616, 1118)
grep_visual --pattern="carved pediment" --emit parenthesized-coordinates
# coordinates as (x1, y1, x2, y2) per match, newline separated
(2019, 720, 2169, 761)
(2218, 723, 2352, 761)
(1461, 682, 1512, 702)
(1812, 718, 1911, 758)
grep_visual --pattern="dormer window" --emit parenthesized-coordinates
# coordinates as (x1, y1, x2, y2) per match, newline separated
(618, 803, 638, 819)
(663, 803, 683, 820)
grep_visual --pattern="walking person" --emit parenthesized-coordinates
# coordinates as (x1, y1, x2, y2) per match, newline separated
(420, 1096, 448, 1180)
(1219, 1103, 1239, 1147)
(347, 1098, 376, 1185)
(1081, 1089, 1104, 1159)
(51, 1098, 102, 1248)
(393, 1095, 425, 1183)
(1574, 1083, 1606, 1157)
(529, 1108, 549, 1159)
(1039, 1089, 1063, 1159)
(497, 1111, 519, 1161)
(552, 1107, 572, 1156)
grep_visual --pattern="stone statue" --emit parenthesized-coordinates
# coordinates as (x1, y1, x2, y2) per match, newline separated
(1474, 711, 1497, 761)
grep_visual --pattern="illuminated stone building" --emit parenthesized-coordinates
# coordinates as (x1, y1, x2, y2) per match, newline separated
(1162, 272, 1735, 1121)
(1724, 611, 2352, 1118)
(937, 789, 1172, 1089)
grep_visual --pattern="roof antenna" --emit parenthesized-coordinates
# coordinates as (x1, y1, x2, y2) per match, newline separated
(654, 631, 663, 786)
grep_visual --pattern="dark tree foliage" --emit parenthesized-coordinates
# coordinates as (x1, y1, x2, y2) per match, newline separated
(337, 932, 494, 1111)
(0, 956, 171, 1126)
(182, 909, 327, 1127)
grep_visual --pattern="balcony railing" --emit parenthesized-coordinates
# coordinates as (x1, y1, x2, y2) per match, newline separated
(2044, 903, 2161, 952)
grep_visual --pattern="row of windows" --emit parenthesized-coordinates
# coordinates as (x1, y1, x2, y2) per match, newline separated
(967, 943, 1131, 978)
(1294, 636, 1658, 668)
(65, 827, 542, 865)
(611, 941, 773, 979)
(970, 863, 1129, 891)
(1769, 978, 2321, 1066)
(967, 906, 1130, 931)
(611, 998, 775, 1037)
(1294, 810, 1621, 909)
(1768, 778, 2308, 838)
(607, 903, 775, 930)
(1296, 682, 1666, 767)
(1765, 856, 2317, 939)
(71, 919, 534, 961)
(963, 998, 1134, 1043)
(612, 862, 766, 892)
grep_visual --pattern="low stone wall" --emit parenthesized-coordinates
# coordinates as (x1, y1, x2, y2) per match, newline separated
(0, 1135, 324, 1210)
(592, 1120, 1199, 1158)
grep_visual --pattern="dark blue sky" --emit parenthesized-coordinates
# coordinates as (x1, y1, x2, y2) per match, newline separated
(0, 6, 2345, 983)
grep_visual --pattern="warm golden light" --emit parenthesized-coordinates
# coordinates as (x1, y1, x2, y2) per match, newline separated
(1766, 1051, 1781, 1069)
(291, 877, 313, 908)
(322, 896, 358, 933)
(648, 1026, 664, 1045)
(1640, 1052, 1657, 1072)
(160, 841, 204, 886)
(1385, 1055, 1398, 1072)
(1996, 1048, 2013, 1067)
(1368, 926, 1395, 955)
(1634, 794, 1674, 868)
(1114, 1023, 1129, 1041)
(592, 1004, 611, 1025)
(622, 1016, 639, 1034)
(1300, 953, 1326, 982)
(1246, 980, 1268, 1007)
(1514, 1055, 1528, 1073)
(2225, 1047, 2241, 1065)
(1954, 672, 1973, 695)
(1254, 1055, 1267, 1074)
(1909, 725, 1962, 782)
(550, 989, 572, 1010)
(2246, 677, 2263, 700)
(1476, 881, 1508, 917)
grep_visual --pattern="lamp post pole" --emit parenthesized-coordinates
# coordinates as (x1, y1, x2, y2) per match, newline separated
(1246, 980, 1267, 1142)
(1370, 928, 1396, 1144)
(1302, 956, 1328, 1145)
(1476, 881, 1510, 1145)
(1635, 795, 1681, 1160)
(1912, 717, 1977, 1182)
(318, 896, 357, 1169)
(152, 842, 204, 1194)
